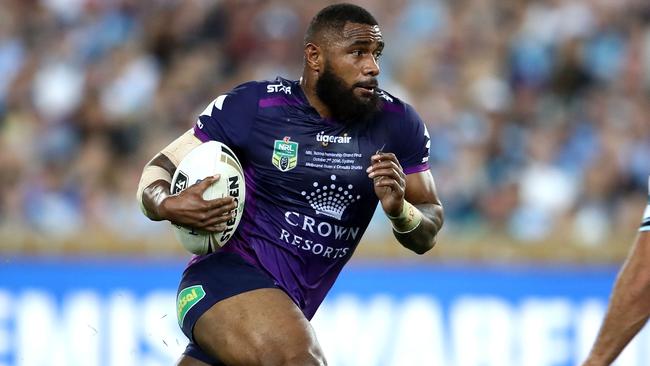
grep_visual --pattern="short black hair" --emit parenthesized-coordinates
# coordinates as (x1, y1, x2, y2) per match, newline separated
(304, 3, 378, 45)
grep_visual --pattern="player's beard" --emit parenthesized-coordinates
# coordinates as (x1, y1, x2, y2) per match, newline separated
(315, 63, 381, 125)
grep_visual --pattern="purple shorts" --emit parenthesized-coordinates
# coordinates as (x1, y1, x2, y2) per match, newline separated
(177, 251, 278, 365)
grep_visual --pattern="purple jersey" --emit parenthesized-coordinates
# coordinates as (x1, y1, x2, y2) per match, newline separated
(192, 77, 430, 319)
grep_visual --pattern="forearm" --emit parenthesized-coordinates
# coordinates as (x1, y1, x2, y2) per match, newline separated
(585, 315, 648, 366)
(391, 202, 443, 254)
(584, 233, 650, 365)
(136, 129, 201, 220)
(142, 179, 172, 221)
(137, 153, 176, 221)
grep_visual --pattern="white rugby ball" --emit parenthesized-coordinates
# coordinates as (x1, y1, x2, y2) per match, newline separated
(170, 141, 245, 254)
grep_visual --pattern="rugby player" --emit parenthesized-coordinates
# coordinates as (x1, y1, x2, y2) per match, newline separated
(582, 177, 650, 366)
(136, 3, 444, 365)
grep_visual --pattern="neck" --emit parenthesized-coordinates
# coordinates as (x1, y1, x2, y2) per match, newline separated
(300, 74, 331, 119)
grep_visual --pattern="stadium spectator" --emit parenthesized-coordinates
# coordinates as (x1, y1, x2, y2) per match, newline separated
(0, 0, 649, 252)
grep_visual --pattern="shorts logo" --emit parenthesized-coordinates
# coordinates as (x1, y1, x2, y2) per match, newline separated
(177, 285, 206, 326)
(272, 136, 299, 172)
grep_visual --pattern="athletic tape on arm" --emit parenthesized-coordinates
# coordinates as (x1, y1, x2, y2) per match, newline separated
(161, 129, 203, 166)
(136, 129, 202, 217)
(387, 201, 423, 234)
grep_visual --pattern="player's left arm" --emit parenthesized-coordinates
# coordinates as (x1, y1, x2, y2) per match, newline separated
(367, 152, 443, 254)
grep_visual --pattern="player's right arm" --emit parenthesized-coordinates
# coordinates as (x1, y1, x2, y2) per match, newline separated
(138, 81, 258, 231)
(582, 183, 650, 366)
(136, 129, 236, 232)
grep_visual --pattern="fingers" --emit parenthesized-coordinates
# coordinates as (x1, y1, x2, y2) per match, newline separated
(195, 174, 221, 192)
(185, 210, 236, 233)
(193, 197, 238, 230)
(201, 211, 237, 232)
(373, 177, 405, 195)
(367, 153, 404, 176)
(370, 152, 402, 169)
(167, 193, 239, 230)
(205, 196, 236, 211)
(186, 205, 238, 232)
(367, 152, 406, 198)
(368, 165, 404, 181)
(202, 198, 237, 220)
(366, 153, 405, 182)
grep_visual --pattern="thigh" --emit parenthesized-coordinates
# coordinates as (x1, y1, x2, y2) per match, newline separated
(194, 287, 325, 366)
(177, 252, 278, 342)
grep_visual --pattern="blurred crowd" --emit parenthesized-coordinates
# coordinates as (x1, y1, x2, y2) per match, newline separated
(0, 0, 649, 254)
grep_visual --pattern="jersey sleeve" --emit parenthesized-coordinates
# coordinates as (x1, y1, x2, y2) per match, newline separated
(641, 176, 650, 232)
(193, 81, 259, 149)
(394, 103, 431, 175)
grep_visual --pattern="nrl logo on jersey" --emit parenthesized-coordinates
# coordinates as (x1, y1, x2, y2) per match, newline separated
(272, 136, 299, 172)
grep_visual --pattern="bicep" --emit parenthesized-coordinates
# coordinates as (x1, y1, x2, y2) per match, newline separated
(404, 170, 441, 206)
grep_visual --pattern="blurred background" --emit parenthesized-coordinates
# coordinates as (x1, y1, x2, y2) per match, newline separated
(1, 0, 649, 365)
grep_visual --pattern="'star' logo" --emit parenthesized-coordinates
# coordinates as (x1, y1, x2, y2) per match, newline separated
(267, 83, 292, 95)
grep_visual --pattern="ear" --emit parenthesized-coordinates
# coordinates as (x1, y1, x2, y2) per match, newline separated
(304, 43, 322, 73)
